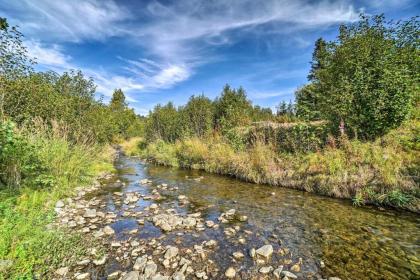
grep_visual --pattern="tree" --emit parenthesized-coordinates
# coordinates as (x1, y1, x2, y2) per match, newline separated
(179, 94, 214, 138)
(145, 102, 180, 142)
(214, 85, 253, 131)
(296, 14, 419, 139)
(110, 88, 128, 112)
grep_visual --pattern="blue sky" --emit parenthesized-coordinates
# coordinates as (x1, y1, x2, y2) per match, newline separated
(1, 0, 419, 114)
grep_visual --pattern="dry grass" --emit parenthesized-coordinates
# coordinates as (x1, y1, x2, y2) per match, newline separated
(126, 120, 419, 211)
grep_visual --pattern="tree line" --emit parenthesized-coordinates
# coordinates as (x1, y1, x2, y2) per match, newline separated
(0, 18, 144, 144)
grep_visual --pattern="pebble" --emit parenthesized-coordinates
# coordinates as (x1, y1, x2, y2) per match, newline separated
(225, 267, 236, 278)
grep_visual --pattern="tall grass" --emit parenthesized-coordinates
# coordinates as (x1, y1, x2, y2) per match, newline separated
(128, 120, 419, 212)
(0, 119, 114, 279)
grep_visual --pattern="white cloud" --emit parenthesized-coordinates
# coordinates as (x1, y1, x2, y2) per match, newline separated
(7, 0, 131, 42)
(5, 0, 362, 97)
(250, 88, 296, 99)
(25, 40, 71, 67)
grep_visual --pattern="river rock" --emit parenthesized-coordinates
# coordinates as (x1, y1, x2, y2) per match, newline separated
(281, 271, 297, 279)
(103, 225, 115, 235)
(93, 255, 107, 265)
(205, 220, 215, 228)
(133, 255, 148, 271)
(328, 278, 342, 280)
(259, 266, 273, 274)
(122, 271, 140, 280)
(151, 274, 169, 280)
(55, 200, 65, 208)
(233, 251, 244, 259)
(225, 267, 236, 278)
(75, 272, 90, 280)
(256, 245, 273, 259)
(83, 208, 97, 218)
(172, 272, 185, 280)
(144, 261, 157, 278)
(55, 266, 69, 276)
(164, 246, 179, 260)
(108, 271, 121, 280)
(273, 266, 284, 279)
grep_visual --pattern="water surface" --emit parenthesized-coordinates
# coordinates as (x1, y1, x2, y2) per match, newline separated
(99, 155, 420, 279)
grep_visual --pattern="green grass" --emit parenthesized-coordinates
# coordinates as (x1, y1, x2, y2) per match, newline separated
(124, 120, 419, 212)
(0, 123, 114, 279)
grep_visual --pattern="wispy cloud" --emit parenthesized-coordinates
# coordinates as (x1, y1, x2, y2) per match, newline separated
(7, 0, 361, 103)
(9, 0, 131, 42)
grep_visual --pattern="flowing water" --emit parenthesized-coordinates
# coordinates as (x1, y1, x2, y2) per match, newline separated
(95, 154, 419, 279)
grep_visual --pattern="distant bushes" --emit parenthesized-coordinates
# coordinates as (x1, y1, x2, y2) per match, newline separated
(136, 120, 419, 211)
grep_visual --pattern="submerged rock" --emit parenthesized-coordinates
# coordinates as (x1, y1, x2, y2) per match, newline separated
(256, 245, 273, 260)
(225, 267, 236, 278)
(122, 271, 140, 280)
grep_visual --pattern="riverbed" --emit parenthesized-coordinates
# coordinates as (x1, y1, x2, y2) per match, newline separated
(57, 154, 420, 279)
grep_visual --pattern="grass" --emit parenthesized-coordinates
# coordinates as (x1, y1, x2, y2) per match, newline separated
(123, 120, 419, 212)
(0, 121, 114, 279)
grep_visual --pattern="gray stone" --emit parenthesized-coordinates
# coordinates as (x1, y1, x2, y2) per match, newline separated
(103, 225, 115, 235)
(75, 272, 90, 280)
(164, 246, 179, 260)
(172, 272, 185, 280)
(55, 266, 69, 276)
(281, 271, 297, 279)
(122, 271, 140, 280)
(55, 200, 64, 208)
(133, 255, 148, 271)
(151, 274, 169, 280)
(144, 261, 157, 278)
(107, 271, 121, 280)
(83, 208, 97, 218)
(259, 266, 273, 274)
(273, 266, 284, 279)
(256, 245, 273, 259)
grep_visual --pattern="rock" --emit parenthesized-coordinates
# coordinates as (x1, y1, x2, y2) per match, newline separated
(150, 203, 158, 210)
(144, 261, 157, 278)
(55, 267, 69, 276)
(182, 217, 196, 228)
(204, 240, 217, 247)
(320, 260, 326, 268)
(164, 246, 179, 260)
(256, 245, 273, 260)
(122, 271, 140, 280)
(259, 266, 273, 274)
(77, 259, 90, 266)
(172, 272, 185, 280)
(108, 271, 121, 280)
(232, 251, 244, 260)
(83, 208, 97, 218)
(75, 272, 90, 280)
(249, 248, 256, 258)
(133, 255, 148, 271)
(225, 267, 236, 278)
(273, 266, 284, 279)
(178, 195, 187, 200)
(281, 271, 297, 279)
(328, 278, 342, 280)
(55, 200, 64, 208)
(152, 274, 169, 280)
(195, 271, 207, 279)
(238, 215, 248, 222)
(205, 220, 215, 228)
(93, 255, 107, 265)
(103, 225, 115, 235)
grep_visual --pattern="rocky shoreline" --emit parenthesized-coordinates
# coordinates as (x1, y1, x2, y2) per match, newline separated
(52, 164, 342, 280)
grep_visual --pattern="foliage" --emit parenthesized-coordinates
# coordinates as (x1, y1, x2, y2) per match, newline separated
(0, 120, 114, 279)
(214, 85, 253, 131)
(297, 14, 419, 139)
(179, 94, 215, 138)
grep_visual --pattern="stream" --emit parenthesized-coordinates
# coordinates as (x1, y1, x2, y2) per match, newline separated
(60, 153, 420, 280)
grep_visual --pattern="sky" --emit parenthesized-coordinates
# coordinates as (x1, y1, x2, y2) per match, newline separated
(1, 0, 419, 115)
